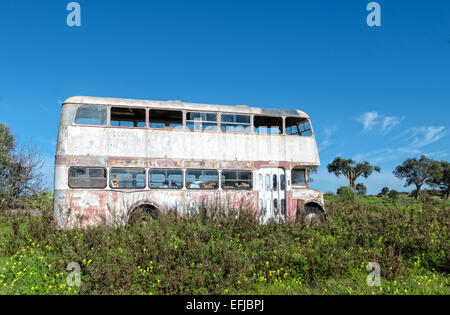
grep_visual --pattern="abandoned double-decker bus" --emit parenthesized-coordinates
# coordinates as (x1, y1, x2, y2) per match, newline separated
(54, 96, 326, 228)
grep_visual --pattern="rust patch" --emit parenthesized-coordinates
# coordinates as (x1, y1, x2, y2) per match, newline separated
(108, 157, 147, 167)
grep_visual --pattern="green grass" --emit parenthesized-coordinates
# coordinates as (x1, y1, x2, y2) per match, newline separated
(0, 196, 448, 295)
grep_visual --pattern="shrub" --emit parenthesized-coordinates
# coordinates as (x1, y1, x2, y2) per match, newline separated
(0, 197, 448, 295)
(388, 190, 400, 200)
(337, 186, 357, 201)
(355, 183, 367, 196)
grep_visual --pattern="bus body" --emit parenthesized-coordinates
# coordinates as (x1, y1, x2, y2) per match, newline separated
(54, 96, 325, 228)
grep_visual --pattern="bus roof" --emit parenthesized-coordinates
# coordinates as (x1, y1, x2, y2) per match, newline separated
(63, 96, 310, 118)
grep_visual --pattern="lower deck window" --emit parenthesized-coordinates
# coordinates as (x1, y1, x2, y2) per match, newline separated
(281, 199, 286, 215)
(292, 169, 307, 186)
(110, 168, 146, 189)
(222, 171, 253, 190)
(149, 169, 183, 189)
(68, 167, 107, 189)
(265, 174, 271, 189)
(273, 174, 278, 190)
(186, 170, 219, 189)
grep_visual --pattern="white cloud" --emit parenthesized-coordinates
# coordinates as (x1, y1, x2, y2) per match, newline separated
(357, 111, 402, 134)
(358, 111, 379, 131)
(353, 125, 447, 164)
(410, 126, 446, 148)
(381, 116, 401, 133)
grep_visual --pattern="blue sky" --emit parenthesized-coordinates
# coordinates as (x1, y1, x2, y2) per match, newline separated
(0, 0, 449, 194)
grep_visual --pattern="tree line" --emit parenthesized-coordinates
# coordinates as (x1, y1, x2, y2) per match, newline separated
(327, 156, 450, 199)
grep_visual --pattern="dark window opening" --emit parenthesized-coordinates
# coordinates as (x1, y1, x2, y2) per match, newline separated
(68, 167, 107, 189)
(273, 174, 278, 190)
(286, 118, 312, 136)
(111, 107, 146, 128)
(280, 175, 286, 191)
(149, 169, 183, 189)
(292, 169, 307, 186)
(281, 199, 286, 216)
(74, 106, 107, 126)
(110, 168, 146, 189)
(186, 169, 219, 189)
(254, 116, 283, 134)
(221, 170, 253, 190)
(149, 110, 183, 130)
(186, 112, 217, 131)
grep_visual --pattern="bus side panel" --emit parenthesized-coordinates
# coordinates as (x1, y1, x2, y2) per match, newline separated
(105, 190, 259, 218)
(54, 189, 109, 229)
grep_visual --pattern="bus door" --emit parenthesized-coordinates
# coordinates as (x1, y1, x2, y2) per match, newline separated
(257, 168, 286, 223)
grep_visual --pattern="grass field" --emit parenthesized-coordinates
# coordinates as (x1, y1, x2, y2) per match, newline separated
(0, 196, 448, 295)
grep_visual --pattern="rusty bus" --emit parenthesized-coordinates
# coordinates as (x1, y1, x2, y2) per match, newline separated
(54, 96, 326, 228)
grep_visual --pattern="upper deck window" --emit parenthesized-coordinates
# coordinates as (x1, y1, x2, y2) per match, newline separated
(221, 115, 251, 133)
(254, 116, 283, 135)
(286, 118, 312, 136)
(186, 112, 217, 131)
(292, 169, 307, 186)
(68, 167, 107, 189)
(149, 169, 183, 189)
(111, 107, 146, 128)
(221, 171, 253, 190)
(110, 168, 146, 189)
(186, 169, 219, 189)
(74, 106, 107, 126)
(149, 110, 183, 130)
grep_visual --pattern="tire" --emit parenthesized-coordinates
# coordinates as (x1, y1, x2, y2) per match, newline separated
(304, 202, 327, 224)
(128, 205, 159, 225)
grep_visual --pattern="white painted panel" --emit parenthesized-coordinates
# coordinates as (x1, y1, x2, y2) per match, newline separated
(65, 126, 320, 164)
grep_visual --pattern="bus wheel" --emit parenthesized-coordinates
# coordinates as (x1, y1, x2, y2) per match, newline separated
(128, 204, 159, 225)
(304, 202, 327, 224)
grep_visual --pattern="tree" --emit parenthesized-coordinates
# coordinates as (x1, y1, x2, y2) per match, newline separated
(355, 183, 367, 196)
(327, 157, 381, 190)
(0, 123, 15, 191)
(8, 145, 44, 198)
(393, 155, 442, 200)
(428, 161, 450, 200)
(380, 187, 390, 195)
(0, 122, 44, 209)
